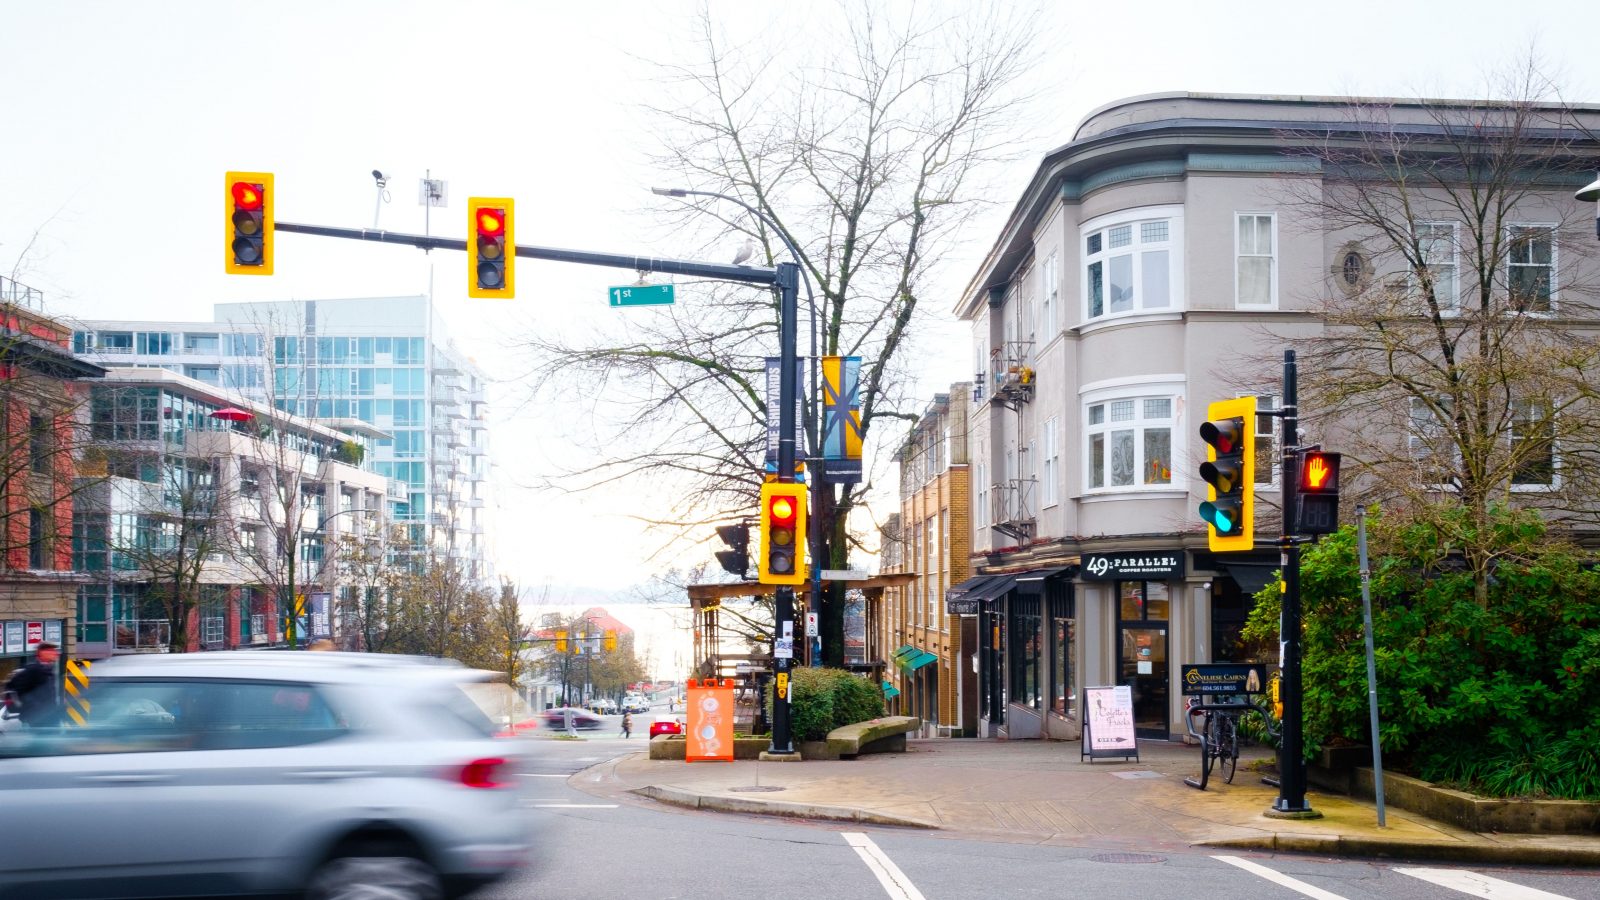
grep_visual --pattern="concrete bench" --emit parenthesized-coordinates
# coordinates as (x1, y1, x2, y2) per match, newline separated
(823, 716, 921, 759)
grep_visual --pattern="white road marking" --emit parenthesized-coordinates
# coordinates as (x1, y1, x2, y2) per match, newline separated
(530, 803, 618, 809)
(842, 832, 926, 900)
(1212, 855, 1350, 900)
(1394, 867, 1573, 900)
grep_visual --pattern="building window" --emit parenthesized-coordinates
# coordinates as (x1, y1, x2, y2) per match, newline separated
(29, 508, 50, 569)
(1511, 399, 1555, 487)
(100, 331, 133, 352)
(1041, 251, 1059, 338)
(238, 527, 258, 552)
(1416, 222, 1458, 312)
(1507, 225, 1555, 312)
(1008, 595, 1042, 710)
(974, 463, 987, 529)
(30, 413, 51, 474)
(135, 331, 173, 355)
(1236, 213, 1276, 307)
(1409, 396, 1457, 485)
(1084, 212, 1177, 321)
(1051, 592, 1075, 720)
(1042, 417, 1059, 507)
(1085, 395, 1174, 491)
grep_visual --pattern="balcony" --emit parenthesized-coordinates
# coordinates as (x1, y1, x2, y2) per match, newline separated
(991, 477, 1037, 543)
(989, 341, 1035, 410)
(114, 619, 171, 653)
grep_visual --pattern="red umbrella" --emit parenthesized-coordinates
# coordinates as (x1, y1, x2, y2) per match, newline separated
(209, 407, 254, 422)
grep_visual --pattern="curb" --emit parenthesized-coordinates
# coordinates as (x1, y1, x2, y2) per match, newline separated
(1200, 834, 1600, 868)
(631, 784, 937, 830)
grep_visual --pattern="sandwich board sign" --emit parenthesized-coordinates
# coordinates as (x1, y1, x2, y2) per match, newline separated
(1081, 685, 1139, 762)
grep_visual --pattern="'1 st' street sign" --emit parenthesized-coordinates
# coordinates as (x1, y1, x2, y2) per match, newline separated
(609, 284, 675, 307)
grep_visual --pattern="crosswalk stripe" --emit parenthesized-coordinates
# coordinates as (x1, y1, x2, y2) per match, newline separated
(1394, 867, 1573, 899)
(843, 832, 926, 900)
(1212, 855, 1350, 900)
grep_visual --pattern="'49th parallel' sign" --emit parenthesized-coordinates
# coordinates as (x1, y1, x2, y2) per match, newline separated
(1079, 551, 1183, 581)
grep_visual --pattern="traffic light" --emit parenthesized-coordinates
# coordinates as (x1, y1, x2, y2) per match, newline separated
(467, 197, 514, 298)
(225, 171, 274, 275)
(715, 523, 750, 577)
(555, 629, 568, 653)
(1295, 450, 1342, 536)
(1197, 396, 1256, 552)
(603, 630, 617, 652)
(758, 482, 807, 586)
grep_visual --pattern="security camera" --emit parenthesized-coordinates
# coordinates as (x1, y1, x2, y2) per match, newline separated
(372, 170, 388, 186)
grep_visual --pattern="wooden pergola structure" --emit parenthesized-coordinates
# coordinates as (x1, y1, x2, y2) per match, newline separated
(685, 573, 917, 683)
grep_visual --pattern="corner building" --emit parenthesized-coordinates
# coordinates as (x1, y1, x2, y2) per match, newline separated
(954, 92, 1600, 741)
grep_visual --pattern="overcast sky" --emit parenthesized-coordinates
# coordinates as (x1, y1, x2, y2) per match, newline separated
(3, 0, 1597, 625)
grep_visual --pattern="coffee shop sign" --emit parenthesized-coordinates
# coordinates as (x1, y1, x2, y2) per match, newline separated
(1081, 551, 1183, 581)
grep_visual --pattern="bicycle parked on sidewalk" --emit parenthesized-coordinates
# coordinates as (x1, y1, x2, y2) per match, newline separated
(1184, 694, 1277, 790)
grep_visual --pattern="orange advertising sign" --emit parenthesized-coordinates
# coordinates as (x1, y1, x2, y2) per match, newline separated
(685, 678, 735, 762)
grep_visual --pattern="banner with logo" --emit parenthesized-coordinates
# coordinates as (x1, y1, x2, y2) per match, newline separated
(685, 677, 736, 762)
(763, 357, 806, 468)
(821, 355, 862, 483)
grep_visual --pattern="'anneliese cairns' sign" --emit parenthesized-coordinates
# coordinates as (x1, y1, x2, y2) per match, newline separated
(1179, 663, 1268, 696)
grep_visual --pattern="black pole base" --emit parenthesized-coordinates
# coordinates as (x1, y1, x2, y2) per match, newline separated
(1265, 801, 1323, 820)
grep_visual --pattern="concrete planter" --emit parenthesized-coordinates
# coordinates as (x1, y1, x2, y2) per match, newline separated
(1309, 762, 1600, 835)
(647, 734, 771, 761)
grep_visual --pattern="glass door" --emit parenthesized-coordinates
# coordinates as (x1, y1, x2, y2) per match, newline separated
(1117, 582, 1170, 738)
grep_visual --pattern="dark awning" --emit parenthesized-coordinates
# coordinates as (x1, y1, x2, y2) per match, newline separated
(965, 575, 1017, 602)
(949, 574, 999, 595)
(1219, 562, 1278, 596)
(1014, 565, 1076, 585)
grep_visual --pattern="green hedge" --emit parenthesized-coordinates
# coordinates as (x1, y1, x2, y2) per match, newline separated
(1243, 507, 1600, 800)
(766, 667, 887, 742)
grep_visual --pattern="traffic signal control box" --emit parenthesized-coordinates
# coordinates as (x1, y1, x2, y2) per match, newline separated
(1197, 396, 1256, 552)
(758, 482, 807, 586)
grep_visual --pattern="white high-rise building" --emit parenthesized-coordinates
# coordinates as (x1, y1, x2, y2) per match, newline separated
(71, 296, 493, 579)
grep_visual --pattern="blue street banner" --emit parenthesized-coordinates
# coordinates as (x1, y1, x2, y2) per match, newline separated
(764, 356, 805, 467)
(821, 356, 862, 483)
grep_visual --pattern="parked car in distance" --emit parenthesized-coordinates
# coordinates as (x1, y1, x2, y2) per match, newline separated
(623, 694, 650, 714)
(541, 706, 604, 730)
(0, 651, 534, 900)
(586, 698, 617, 715)
(649, 715, 685, 738)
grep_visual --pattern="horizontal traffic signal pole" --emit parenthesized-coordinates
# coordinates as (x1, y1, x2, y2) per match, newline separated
(273, 221, 780, 286)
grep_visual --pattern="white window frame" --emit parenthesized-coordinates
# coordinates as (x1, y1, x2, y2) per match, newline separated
(1415, 221, 1459, 313)
(1250, 393, 1280, 487)
(1081, 379, 1182, 494)
(1042, 416, 1060, 507)
(1081, 206, 1184, 324)
(1505, 223, 1558, 313)
(1510, 398, 1559, 491)
(1041, 251, 1059, 340)
(974, 463, 988, 530)
(1234, 212, 1278, 308)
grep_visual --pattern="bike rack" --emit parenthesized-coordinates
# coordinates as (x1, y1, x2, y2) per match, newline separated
(1183, 695, 1274, 791)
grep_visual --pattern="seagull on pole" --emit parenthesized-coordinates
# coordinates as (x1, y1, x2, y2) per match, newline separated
(732, 238, 758, 266)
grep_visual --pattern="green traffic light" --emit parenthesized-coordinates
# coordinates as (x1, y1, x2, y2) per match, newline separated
(1199, 501, 1239, 535)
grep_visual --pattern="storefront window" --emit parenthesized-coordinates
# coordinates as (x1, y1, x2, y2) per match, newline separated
(1052, 617, 1075, 718)
(1008, 596, 1042, 710)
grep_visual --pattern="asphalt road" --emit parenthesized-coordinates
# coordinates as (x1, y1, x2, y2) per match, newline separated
(482, 730, 1600, 900)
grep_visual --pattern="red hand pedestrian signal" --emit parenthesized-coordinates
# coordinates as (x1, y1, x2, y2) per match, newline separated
(1305, 456, 1330, 489)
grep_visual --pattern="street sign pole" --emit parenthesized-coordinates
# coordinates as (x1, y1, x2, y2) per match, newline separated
(1272, 349, 1317, 818)
(770, 261, 799, 757)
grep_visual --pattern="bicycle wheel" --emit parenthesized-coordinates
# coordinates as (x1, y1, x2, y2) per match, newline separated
(1217, 715, 1239, 784)
(1197, 714, 1215, 789)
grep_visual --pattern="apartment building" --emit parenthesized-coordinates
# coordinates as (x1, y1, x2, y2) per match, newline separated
(1, 281, 105, 674)
(880, 386, 976, 736)
(955, 92, 1600, 741)
(71, 368, 390, 657)
(70, 295, 493, 580)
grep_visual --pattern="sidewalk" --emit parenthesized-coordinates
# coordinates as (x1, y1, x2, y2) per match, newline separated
(571, 738, 1600, 866)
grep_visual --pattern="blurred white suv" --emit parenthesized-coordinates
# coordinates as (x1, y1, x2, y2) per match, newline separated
(0, 651, 535, 900)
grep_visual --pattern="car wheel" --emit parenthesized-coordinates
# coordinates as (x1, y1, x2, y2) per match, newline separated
(305, 852, 442, 900)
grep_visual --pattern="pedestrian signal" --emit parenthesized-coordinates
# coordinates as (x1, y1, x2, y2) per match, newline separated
(1295, 450, 1342, 536)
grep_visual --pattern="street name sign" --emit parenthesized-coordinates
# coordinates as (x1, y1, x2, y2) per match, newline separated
(821, 569, 869, 580)
(609, 284, 675, 307)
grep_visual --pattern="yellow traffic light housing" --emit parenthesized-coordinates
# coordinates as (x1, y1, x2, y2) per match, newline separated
(225, 171, 274, 275)
(603, 630, 617, 652)
(758, 482, 807, 586)
(467, 197, 515, 298)
(1197, 396, 1256, 552)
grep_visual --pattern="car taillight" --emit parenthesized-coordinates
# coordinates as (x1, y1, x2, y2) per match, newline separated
(458, 757, 512, 789)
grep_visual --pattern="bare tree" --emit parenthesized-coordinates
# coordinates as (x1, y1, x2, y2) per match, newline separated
(331, 530, 402, 652)
(520, 1, 1039, 663)
(1275, 62, 1600, 600)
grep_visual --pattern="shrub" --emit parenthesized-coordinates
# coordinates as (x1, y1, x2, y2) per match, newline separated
(767, 667, 886, 742)
(1242, 506, 1600, 800)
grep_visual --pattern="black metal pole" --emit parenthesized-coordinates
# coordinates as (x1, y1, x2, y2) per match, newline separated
(770, 261, 800, 756)
(1274, 349, 1315, 816)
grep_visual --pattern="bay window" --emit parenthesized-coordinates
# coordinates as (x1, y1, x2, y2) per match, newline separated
(1083, 208, 1181, 322)
(1085, 393, 1175, 491)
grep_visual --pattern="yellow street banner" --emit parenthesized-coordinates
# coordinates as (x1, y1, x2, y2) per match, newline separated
(64, 658, 92, 726)
(821, 356, 862, 483)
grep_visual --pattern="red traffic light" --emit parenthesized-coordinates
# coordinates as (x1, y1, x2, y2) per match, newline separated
(769, 495, 797, 525)
(476, 208, 505, 236)
(1298, 451, 1341, 493)
(231, 181, 263, 211)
